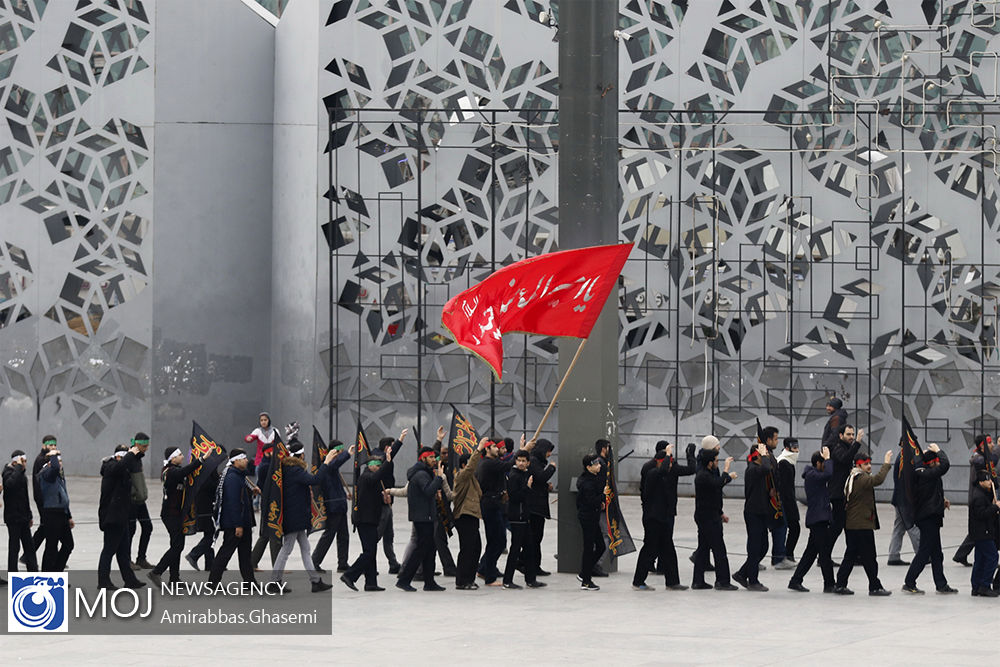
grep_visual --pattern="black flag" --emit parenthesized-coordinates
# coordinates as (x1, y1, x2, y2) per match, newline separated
(260, 435, 288, 541)
(310, 427, 329, 534)
(600, 441, 636, 558)
(351, 419, 371, 525)
(182, 421, 227, 535)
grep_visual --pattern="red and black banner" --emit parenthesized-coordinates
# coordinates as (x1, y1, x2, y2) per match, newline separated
(351, 419, 370, 524)
(182, 421, 227, 535)
(260, 435, 288, 541)
(600, 444, 635, 558)
(899, 416, 922, 517)
(310, 427, 329, 534)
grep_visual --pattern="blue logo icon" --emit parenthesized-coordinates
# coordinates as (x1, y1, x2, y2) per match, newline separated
(8, 574, 68, 633)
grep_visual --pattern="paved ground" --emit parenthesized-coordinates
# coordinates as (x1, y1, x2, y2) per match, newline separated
(3, 476, 991, 664)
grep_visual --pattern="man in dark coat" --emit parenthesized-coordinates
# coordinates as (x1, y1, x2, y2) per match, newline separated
(902, 445, 956, 594)
(184, 466, 219, 572)
(269, 429, 334, 593)
(632, 443, 696, 591)
(97, 444, 146, 589)
(576, 454, 607, 591)
(968, 470, 1000, 596)
(833, 451, 892, 596)
(127, 434, 153, 569)
(691, 446, 737, 590)
(29, 435, 59, 561)
(828, 424, 864, 553)
(888, 437, 921, 566)
(311, 440, 353, 573)
(734, 442, 773, 591)
(788, 447, 835, 592)
(209, 449, 258, 585)
(3, 450, 37, 572)
(526, 439, 556, 578)
(396, 447, 446, 591)
(376, 429, 408, 575)
(952, 435, 997, 566)
(821, 397, 848, 448)
(776, 438, 801, 562)
(38, 447, 73, 571)
(341, 449, 395, 591)
(502, 449, 541, 588)
(476, 437, 514, 584)
(148, 446, 203, 585)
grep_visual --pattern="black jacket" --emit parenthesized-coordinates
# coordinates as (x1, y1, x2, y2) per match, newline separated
(822, 408, 848, 448)
(777, 458, 797, 512)
(694, 467, 732, 522)
(828, 436, 861, 500)
(319, 450, 351, 514)
(99, 452, 137, 530)
(639, 457, 657, 506)
(281, 457, 329, 533)
(405, 462, 443, 522)
(125, 450, 148, 505)
(353, 461, 394, 526)
(802, 466, 833, 527)
(968, 484, 1000, 544)
(643, 449, 696, 522)
(194, 469, 220, 532)
(159, 458, 202, 518)
(31, 449, 47, 511)
(378, 439, 405, 488)
(912, 451, 950, 523)
(743, 457, 774, 516)
(890, 452, 916, 509)
(217, 466, 255, 531)
(527, 452, 556, 518)
(477, 455, 513, 510)
(575, 470, 604, 520)
(2, 462, 32, 524)
(506, 467, 531, 523)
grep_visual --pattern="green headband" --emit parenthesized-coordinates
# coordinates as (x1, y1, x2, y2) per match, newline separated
(131, 438, 150, 446)
(43, 439, 57, 446)
(366, 458, 382, 466)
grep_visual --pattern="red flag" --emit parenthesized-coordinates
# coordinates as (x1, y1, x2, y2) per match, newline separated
(441, 243, 633, 379)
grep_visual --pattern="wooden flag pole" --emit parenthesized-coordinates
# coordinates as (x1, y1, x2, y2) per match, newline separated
(531, 337, 588, 443)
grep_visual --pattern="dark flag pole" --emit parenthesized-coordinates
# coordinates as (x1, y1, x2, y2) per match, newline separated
(310, 427, 329, 534)
(182, 421, 227, 535)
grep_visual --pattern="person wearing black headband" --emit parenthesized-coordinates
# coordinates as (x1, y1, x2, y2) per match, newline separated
(375, 429, 408, 576)
(38, 442, 73, 571)
(148, 447, 203, 585)
(833, 449, 893, 596)
(968, 470, 1000, 597)
(127, 432, 154, 570)
(396, 446, 446, 592)
(477, 434, 515, 586)
(98, 443, 146, 590)
(902, 444, 956, 594)
(691, 446, 737, 591)
(3, 449, 36, 573)
(209, 449, 259, 585)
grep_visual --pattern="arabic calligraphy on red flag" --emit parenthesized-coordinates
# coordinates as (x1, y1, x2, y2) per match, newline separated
(441, 243, 633, 379)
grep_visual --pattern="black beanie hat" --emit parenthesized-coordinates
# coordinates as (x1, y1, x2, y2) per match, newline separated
(827, 397, 843, 410)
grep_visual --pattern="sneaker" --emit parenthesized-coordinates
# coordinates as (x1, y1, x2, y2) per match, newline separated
(691, 582, 712, 590)
(388, 564, 401, 575)
(576, 574, 584, 582)
(423, 583, 446, 592)
(887, 558, 909, 566)
(833, 586, 854, 595)
(525, 581, 547, 588)
(136, 558, 154, 569)
(456, 583, 479, 591)
(131, 561, 141, 571)
(632, 584, 655, 591)
(185, 554, 200, 571)
(313, 563, 328, 574)
(666, 584, 688, 591)
(936, 585, 958, 594)
(311, 580, 333, 593)
(714, 583, 738, 591)
(340, 574, 358, 591)
(901, 584, 924, 595)
(773, 559, 794, 570)
(978, 588, 999, 598)
(732, 572, 750, 589)
(502, 582, 522, 590)
(363, 585, 385, 592)
(536, 568, 551, 577)
(395, 582, 417, 592)
(747, 583, 769, 592)
(580, 581, 600, 591)
(953, 557, 972, 567)
(869, 588, 891, 596)
(788, 582, 809, 592)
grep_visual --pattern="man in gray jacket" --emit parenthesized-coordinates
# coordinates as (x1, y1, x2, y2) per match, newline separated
(127, 433, 154, 569)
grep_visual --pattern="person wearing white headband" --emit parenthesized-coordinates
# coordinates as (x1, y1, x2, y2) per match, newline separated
(209, 448, 259, 586)
(147, 446, 204, 586)
(3, 449, 36, 576)
(97, 443, 146, 590)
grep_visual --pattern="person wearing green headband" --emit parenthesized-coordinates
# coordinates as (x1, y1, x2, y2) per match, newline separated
(340, 447, 395, 592)
(127, 432, 154, 569)
(28, 435, 59, 562)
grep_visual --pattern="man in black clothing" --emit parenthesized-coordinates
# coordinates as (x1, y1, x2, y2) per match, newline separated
(29, 435, 58, 560)
(903, 445, 956, 594)
(788, 447, 835, 592)
(311, 440, 353, 573)
(185, 466, 219, 572)
(734, 442, 773, 591)
(527, 439, 556, 578)
(829, 424, 864, 553)
(776, 438, 801, 562)
(97, 444, 146, 590)
(374, 430, 407, 574)
(148, 447, 203, 585)
(633, 443, 696, 591)
(576, 454, 607, 591)
(127, 434, 153, 569)
(821, 397, 848, 448)
(477, 437, 513, 584)
(38, 448, 74, 571)
(952, 435, 997, 566)
(3, 450, 37, 572)
(691, 447, 737, 590)
(887, 437, 921, 567)
(209, 449, 258, 585)
(341, 450, 395, 592)
(397, 447, 446, 592)
(502, 450, 541, 588)
(968, 470, 1000, 596)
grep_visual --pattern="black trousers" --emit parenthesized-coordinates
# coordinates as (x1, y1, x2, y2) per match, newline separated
(634, 516, 678, 586)
(7, 521, 37, 571)
(905, 518, 948, 589)
(527, 514, 546, 576)
(40, 509, 73, 571)
(830, 498, 847, 549)
(99, 522, 140, 585)
(251, 531, 281, 567)
(954, 533, 975, 562)
(693, 518, 731, 586)
(503, 521, 535, 584)
(344, 523, 379, 587)
(187, 527, 215, 569)
(790, 521, 835, 588)
(312, 509, 350, 569)
(399, 521, 437, 587)
(785, 504, 801, 559)
(209, 528, 254, 584)
(152, 515, 186, 580)
(454, 514, 482, 586)
(579, 514, 605, 583)
(737, 512, 769, 584)
(478, 505, 506, 581)
(128, 501, 153, 560)
(434, 517, 456, 573)
(835, 529, 883, 591)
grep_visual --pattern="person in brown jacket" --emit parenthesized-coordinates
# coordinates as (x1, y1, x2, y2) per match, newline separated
(453, 437, 487, 590)
(833, 450, 893, 596)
